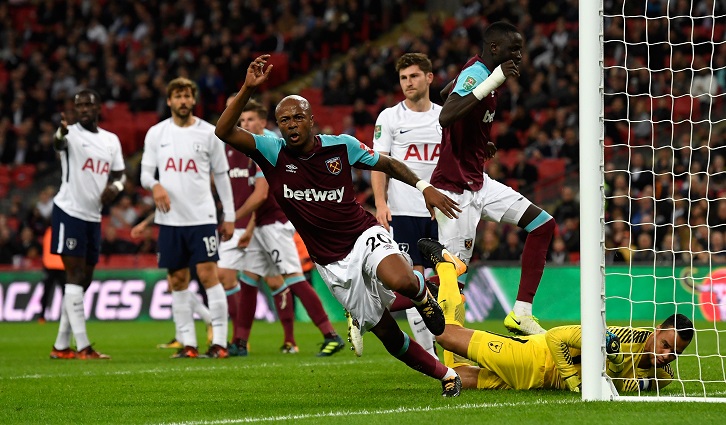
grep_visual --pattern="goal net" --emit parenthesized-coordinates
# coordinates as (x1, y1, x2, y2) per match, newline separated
(580, 0, 726, 401)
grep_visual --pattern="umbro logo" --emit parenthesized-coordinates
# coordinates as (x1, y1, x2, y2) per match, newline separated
(286, 164, 297, 173)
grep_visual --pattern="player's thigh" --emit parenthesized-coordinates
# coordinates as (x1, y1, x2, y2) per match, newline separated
(157, 225, 192, 270)
(436, 190, 480, 264)
(479, 175, 532, 226)
(51, 206, 99, 265)
(242, 234, 276, 277)
(390, 215, 438, 268)
(217, 228, 248, 273)
(315, 227, 398, 333)
(255, 222, 303, 275)
(183, 224, 220, 267)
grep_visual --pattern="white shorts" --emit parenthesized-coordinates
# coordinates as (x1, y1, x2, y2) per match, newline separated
(244, 221, 301, 277)
(436, 173, 531, 264)
(315, 226, 400, 333)
(217, 228, 249, 271)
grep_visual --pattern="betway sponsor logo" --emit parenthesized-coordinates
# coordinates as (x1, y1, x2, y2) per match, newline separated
(283, 184, 344, 203)
(228, 167, 250, 178)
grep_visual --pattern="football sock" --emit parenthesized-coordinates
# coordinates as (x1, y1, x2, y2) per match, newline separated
(64, 283, 90, 350)
(206, 283, 228, 347)
(390, 293, 415, 311)
(273, 287, 295, 345)
(237, 281, 258, 341)
(53, 294, 72, 350)
(172, 289, 196, 347)
(518, 217, 555, 303)
(226, 283, 241, 323)
(287, 279, 336, 336)
(387, 332, 448, 379)
(406, 308, 437, 359)
(443, 367, 458, 380)
(189, 291, 212, 325)
(436, 263, 462, 326)
(409, 270, 428, 305)
(513, 300, 533, 317)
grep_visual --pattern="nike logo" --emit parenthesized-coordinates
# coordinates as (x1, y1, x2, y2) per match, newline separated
(82, 144, 90, 147)
(512, 318, 521, 325)
(161, 143, 170, 147)
(413, 320, 423, 326)
(400, 129, 413, 134)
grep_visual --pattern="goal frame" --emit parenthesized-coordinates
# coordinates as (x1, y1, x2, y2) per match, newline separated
(578, 0, 726, 403)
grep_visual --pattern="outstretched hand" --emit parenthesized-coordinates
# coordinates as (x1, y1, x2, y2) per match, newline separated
(422, 187, 460, 220)
(245, 55, 273, 89)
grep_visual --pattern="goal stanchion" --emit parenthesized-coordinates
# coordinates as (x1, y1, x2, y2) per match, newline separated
(583, 0, 726, 402)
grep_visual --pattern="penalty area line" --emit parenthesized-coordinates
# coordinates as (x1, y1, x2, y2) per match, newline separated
(154, 399, 582, 425)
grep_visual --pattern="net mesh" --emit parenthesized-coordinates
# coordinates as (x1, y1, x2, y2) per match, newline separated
(602, 0, 726, 398)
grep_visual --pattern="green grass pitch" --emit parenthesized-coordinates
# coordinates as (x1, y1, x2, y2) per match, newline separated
(1, 319, 725, 424)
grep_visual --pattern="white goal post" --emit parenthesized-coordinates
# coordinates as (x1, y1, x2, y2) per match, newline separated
(580, 0, 726, 402)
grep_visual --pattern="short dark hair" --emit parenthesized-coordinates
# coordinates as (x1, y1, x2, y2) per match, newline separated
(483, 21, 520, 44)
(396, 53, 433, 74)
(660, 313, 694, 342)
(74, 88, 102, 104)
(166, 77, 197, 99)
(243, 99, 268, 120)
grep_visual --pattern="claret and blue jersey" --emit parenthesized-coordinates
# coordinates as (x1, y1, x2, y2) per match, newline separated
(250, 133, 381, 265)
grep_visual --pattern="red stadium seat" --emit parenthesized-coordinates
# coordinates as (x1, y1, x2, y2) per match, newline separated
(11, 164, 36, 189)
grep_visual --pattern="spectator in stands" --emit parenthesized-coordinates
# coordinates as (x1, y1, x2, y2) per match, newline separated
(35, 186, 56, 222)
(553, 186, 579, 224)
(110, 194, 139, 229)
(548, 236, 570, 264)
(509, 150, 539, 191)
(498, 230, 524, 261)
(13, 226, 42, 260)
(351, 98, 375, 127)
(631, 232, 656, 263)
(100, 222, 137, 256)
(135, 225, 157, 255)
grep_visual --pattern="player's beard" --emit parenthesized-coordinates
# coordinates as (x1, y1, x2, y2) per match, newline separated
(173, 106, 192, 120)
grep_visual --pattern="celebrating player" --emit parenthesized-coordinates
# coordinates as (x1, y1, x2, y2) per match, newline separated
(432, 21, 556, 335)
(371, 53, 444, 358)
(50, 89, 125, 360)
(220, 97, 344, 356)
(216, 55, 463, 397)
(140, 77, 235, 358)
(420, 237, 693, 393)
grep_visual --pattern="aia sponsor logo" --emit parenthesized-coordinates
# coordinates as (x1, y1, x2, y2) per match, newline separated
(164, 158, 198, 173)
(404, 144, 440, 162)
(81, 159, 110, 175)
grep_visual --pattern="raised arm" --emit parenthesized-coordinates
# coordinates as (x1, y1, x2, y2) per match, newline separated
(53, 112, 69, 151)
(215, 55, 274, 154)
(439, 60, 519, 128)
(371, 154, 459, 220)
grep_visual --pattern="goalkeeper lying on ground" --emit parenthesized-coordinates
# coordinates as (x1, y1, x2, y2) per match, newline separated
(417, 238, 694, 393)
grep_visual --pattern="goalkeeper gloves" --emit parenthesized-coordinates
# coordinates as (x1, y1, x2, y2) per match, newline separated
(606, 330, 625, 373)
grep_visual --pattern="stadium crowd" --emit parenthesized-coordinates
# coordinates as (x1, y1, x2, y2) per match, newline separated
(1, 0, 725, 269)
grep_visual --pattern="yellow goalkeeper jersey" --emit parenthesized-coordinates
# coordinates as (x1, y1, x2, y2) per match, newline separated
(449, 325, 673, 392)
(545, 325, 674, 393)
(456, 330, 569, 390)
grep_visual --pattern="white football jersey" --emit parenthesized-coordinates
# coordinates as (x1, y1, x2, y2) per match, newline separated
(53, 123, 125, 222)
(373, 101, 442, 217)
(141, 117, 229, 226)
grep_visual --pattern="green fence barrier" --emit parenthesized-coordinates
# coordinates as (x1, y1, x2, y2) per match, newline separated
(2, 265, 724, 322)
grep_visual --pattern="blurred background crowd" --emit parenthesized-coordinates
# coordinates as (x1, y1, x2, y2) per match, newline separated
(0, 0, 724, 269)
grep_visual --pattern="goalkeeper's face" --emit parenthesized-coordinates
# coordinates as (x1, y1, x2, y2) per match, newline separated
(652, 328, 691, 367)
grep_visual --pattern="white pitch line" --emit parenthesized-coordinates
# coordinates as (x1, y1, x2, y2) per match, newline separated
(154, 399, 583, 425)
(2, 358, 379, 381)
